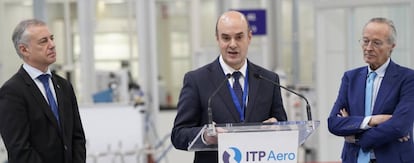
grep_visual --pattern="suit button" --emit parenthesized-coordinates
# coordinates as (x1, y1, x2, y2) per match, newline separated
(64, 145, 68, 151)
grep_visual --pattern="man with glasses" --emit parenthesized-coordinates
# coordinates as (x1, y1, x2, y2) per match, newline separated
(328, 17, 414, 163)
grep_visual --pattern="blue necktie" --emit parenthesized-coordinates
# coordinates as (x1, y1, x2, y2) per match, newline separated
(38, 74, 60, 126)
(357, 72, 377, 163)
(232, 71, 243, 108)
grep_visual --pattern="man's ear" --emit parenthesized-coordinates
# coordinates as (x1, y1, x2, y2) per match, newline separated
(19, 44, 29, 56)
(247, 30, 252, 43)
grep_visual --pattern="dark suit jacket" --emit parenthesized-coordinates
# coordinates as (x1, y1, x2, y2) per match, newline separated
(171, 58, 287, 163)
(0, 66, 86, 163)
(328, 60, 414, 163)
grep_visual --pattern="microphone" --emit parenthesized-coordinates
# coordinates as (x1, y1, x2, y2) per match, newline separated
(206, 73, 232, 136)
(254, 73, 312, 121)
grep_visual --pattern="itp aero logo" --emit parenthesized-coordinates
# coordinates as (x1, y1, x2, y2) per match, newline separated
(222, 147, 242, 163)
(221, 146, 297, 162)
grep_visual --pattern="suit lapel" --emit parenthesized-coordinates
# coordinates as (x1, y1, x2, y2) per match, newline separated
(356, 69, 367, 116)
(51, 75, 65, 131)
(244, 62, 260, 121)
(19, 67, 62, 132)
(209, 59, 240, 121)
(373, 61, 397, 114)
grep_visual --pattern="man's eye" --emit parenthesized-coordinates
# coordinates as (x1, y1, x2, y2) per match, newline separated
(40, 39, 48, 43)
(373, 41, 382, 46)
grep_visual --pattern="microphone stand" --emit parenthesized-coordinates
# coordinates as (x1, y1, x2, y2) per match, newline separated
(206, 73, 232, 136)
(254, 74, 313, 121)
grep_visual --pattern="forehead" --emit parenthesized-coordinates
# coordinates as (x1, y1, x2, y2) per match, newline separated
(217, 14, 248, 35)
(363, 22, 390, 40)
(26, 25, 51, 39)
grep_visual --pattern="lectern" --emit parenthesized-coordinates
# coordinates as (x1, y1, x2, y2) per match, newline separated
(188, 121, 320, 163)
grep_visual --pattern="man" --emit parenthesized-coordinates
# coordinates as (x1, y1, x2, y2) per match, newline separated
(0, 19, 86, 163)
(328, 17, 414, 163)
(171, 11, 287, 163)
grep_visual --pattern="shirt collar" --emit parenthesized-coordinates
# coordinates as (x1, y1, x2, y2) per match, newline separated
(219, 55, 247, 77)
(23, 63, 52, 80)
(367, 58, 390, 77)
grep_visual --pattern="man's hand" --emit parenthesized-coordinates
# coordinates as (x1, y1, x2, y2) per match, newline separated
(263, 117, 278, 123)
(339, 108, 349, 117)
(398, 134, 411, 142)
(203, 131, 218, 145)
(339, 108, 358, 143)
(368, 114, 392, 127)
(202, 127, 226, 145)
(344, 135, 358, 143)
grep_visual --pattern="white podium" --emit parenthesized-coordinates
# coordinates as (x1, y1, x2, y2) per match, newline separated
(188, 121, 320, 163)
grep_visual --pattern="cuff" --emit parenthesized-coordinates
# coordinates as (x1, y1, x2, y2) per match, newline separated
(360, 116, 372, 130)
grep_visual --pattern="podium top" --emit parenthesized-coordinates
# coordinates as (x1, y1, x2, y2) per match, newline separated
(215, 120, 319, 132)
(188, 120, 320, 151)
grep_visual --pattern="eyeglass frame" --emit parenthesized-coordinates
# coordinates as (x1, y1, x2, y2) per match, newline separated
(358, 38, 389, 49)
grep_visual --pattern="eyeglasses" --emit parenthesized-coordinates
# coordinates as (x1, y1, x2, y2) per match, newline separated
(359, 39, 384, 48)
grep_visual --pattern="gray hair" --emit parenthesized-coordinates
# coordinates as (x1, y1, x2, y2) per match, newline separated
(364, 17, 397, 44)
(12, 19, 46, 58)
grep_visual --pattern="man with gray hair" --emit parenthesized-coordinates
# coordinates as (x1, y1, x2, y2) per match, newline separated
(328, 17, 414, 163)
(0, 19, 86, 163)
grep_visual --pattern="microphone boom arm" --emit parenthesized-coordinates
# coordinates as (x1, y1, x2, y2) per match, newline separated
(254, 74, 313, 121)
(206, 73, 232, 136)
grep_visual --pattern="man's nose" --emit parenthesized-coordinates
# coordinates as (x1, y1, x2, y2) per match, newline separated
(229, 39, 237, 48)
(365, 41, 374, 50)
(48, 39, 55, 48)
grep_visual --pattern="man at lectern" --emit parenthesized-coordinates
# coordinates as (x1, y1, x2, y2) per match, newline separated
(328, 17, 414, 163)
(171, 10, 288, 163)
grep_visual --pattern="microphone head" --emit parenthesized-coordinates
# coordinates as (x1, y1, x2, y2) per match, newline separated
(225, 73, 232, 78)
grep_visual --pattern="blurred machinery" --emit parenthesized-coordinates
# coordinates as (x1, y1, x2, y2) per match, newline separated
(93, 70, 130, 104)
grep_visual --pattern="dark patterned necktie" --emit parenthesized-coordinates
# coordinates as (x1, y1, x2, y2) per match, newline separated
(38, 74, 60, 126)
(232, 71, 243, 107)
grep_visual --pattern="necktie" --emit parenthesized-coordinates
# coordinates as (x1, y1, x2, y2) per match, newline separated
(357, 71, 377, 163)
(38, 74, 60, 125)
(232, 71, 243, 108)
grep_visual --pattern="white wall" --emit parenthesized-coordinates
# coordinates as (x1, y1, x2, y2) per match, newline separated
(156, 110, 194, 163)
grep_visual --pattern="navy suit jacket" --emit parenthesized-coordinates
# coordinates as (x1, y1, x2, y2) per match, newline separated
(171, 58, 287, 163)
(328, 60, 414, 163)
(0, 66, 86, 163)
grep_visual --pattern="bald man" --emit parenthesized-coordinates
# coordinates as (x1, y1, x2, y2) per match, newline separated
(171, 11, 287, 163)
